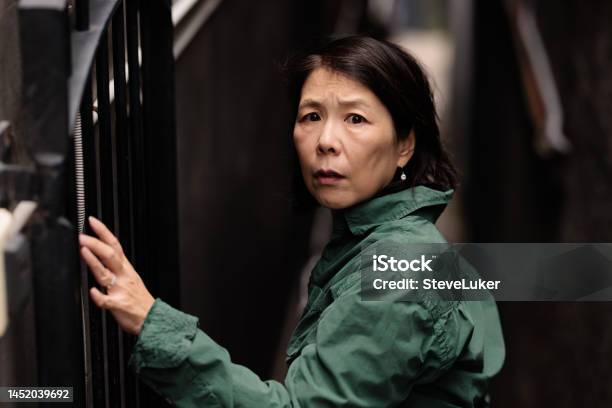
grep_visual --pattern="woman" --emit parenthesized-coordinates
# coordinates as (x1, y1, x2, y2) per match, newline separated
(79, 36, 505, 407)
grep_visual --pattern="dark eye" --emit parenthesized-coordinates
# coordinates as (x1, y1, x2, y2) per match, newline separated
(301, 112, 321, 122)
(347, 114, 365, 124)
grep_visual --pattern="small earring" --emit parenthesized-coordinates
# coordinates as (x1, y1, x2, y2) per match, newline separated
(400, 167, 407, 181)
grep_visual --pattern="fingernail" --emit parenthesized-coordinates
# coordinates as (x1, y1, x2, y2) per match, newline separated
(89, 216, 96, 223)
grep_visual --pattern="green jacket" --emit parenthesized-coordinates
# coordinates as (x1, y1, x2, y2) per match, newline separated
(128, 185, 505, 407)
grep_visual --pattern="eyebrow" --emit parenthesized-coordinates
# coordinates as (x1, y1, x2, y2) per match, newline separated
(298, 98, 323, 110)
(298, 98, 372, 111)
(337, 98, 371, 109)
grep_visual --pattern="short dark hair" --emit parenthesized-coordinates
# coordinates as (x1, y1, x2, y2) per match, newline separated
(283, 35, 458, 194)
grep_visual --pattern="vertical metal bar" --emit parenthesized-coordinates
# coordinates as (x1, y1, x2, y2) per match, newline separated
(95, 28, 123, 408)
(138, 0, 180, 304)
(79, 73, 96, 408)
(125, 0, 143, 405)
(83, 67, 107, 408)
(137, 1, 181, 404)
(112, 2, 130, 406)
(126, 0, 147, 280)
(96, 37, 113, 228)
(112, 1, 132, 279)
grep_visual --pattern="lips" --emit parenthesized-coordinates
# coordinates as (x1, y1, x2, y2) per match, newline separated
(314, 169, 345, 178)
(314, 169, 345, 185)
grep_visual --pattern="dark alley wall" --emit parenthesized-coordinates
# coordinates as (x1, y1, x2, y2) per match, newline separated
(173, 0, 323, 377)
(464, 1, 612, 406)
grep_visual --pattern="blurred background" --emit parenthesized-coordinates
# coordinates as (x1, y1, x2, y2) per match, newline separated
(1, 0, 612, 406)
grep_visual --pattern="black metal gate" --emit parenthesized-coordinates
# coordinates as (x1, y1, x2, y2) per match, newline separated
(1, 0, 181, 406)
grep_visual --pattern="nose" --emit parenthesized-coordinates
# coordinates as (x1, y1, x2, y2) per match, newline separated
(316, 121, 341, 155)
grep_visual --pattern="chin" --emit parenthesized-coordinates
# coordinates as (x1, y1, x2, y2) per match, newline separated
(314, 191, 356, 210)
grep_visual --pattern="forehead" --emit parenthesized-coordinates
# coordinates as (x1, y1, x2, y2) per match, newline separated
(300, 67, 377, 102)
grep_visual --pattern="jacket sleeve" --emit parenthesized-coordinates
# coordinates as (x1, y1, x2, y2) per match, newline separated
(129, 288, 464, 408)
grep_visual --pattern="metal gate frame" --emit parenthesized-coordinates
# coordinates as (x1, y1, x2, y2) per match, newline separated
(13, 0, 181, 406)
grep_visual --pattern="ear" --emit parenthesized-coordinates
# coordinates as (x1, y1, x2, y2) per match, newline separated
(396, 129, 416, 168)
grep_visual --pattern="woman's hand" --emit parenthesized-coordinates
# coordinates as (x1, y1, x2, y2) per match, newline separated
(79, 216, 155, 336)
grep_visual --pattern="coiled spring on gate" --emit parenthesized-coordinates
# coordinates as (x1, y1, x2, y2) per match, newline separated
(73, 113, 86, 233)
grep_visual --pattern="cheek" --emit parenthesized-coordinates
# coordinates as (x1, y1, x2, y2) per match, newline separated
(349, 137, 397, 188)
(353, 137, 395, 169)
(293, 131, 308, 163)
(293, 130, 316, 188)
(293, 126, 319, 159)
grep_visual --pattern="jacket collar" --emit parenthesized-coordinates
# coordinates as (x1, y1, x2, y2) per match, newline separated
(332, 185, 454, 236)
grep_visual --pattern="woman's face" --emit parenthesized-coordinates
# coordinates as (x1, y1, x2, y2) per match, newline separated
(293, 67, 414, 209)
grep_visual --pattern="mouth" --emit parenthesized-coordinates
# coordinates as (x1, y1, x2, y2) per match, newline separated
(313, 169, 346, 185)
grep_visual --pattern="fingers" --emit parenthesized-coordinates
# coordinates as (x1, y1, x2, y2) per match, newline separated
(81, 246, 116, 288)
(88, 216, 124, 255)
(79, 233, 123, 273)
(90, 287, 114, 310)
